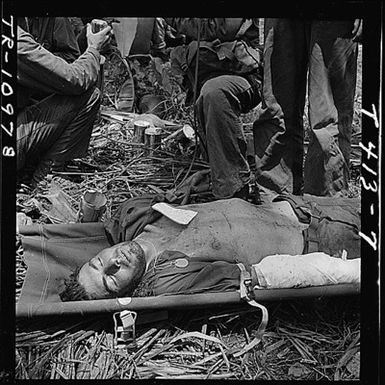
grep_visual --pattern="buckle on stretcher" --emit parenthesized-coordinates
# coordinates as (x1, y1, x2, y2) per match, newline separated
(113, 310, 137, 349)
(237, 263, 253, 301)
(235, 263, 269, 357)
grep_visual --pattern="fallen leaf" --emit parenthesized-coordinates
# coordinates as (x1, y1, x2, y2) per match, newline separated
(288, 362, 311, 378)
(346, 351, 360, 377)
(16, 212, 33, 231)
(34, 188, 77, 223)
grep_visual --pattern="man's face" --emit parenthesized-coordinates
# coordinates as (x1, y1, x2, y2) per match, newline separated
(78, 241, 145, 299)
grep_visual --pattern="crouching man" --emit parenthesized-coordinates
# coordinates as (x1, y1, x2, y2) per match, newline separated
(59, 195, 360, 301)
(17, 19, 111, 187)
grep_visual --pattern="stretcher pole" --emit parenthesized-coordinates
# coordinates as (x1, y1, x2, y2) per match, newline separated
(16, 283, 360, 318)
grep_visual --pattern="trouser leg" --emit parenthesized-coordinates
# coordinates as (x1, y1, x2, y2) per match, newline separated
(253, 18, 308, 195)
(17, 87, 101, 171)
(304, 20, 358, 196)
(196, 75, 256, 199)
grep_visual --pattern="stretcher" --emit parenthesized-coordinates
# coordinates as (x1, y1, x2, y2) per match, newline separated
(16, 221, 360, 319)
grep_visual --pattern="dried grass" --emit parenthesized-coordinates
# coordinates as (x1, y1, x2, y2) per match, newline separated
(15, 297, 360, 380)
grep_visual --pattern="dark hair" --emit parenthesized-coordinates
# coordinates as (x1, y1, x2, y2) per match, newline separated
(59, 266, 90, 302)
(59, 241, 146, 301)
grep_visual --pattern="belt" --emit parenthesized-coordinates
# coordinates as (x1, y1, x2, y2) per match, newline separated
(303, 213, 321, 254)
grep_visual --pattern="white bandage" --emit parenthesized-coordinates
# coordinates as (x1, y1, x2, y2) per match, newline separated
(252, 252, 360, 289)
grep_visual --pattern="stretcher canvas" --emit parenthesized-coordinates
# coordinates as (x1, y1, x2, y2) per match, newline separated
(17, 220, 360, 319)
(18, 222, 110, 304)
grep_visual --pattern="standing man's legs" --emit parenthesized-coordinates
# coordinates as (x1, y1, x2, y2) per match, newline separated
(17, 87, 100, 183)
(253, 18, 308, 195)
(304, 20, 358, 196)
(196, 75, 257, 199)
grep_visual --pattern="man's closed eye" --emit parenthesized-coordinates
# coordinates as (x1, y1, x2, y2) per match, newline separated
(103, 275, 118, 294)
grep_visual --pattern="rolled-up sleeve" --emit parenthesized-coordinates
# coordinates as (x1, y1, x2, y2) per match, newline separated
(17, 26, 100, 95)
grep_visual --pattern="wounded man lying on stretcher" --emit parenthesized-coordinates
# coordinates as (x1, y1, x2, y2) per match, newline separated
(59, 194, 361, 301)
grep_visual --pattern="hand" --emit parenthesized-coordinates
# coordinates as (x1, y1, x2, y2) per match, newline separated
(91, 19, 108, 33)
(86, 20, 112, 51)
(352, 18, 363, 43)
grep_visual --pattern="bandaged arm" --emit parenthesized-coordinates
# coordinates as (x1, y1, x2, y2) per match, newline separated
(251, 252, 360, 289)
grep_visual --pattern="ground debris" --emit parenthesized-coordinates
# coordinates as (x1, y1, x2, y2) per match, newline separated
(15, 297, 360, 380)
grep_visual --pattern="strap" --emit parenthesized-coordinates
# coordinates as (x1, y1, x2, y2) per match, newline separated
(236, 19, 253, 38)
(234, 263, 269, 357)
(233, 299, 269, 357)
(303, 214, 321, 254)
